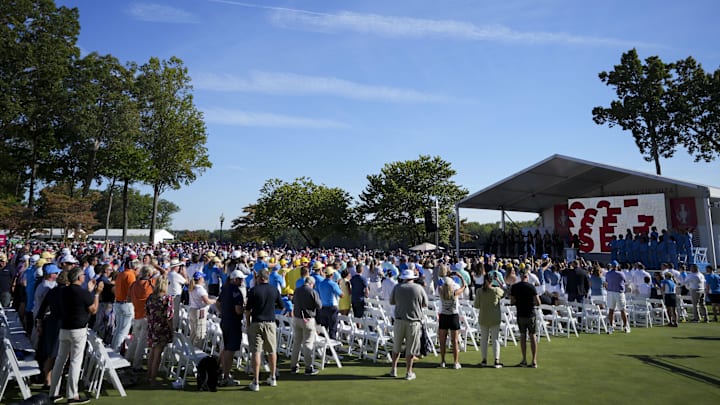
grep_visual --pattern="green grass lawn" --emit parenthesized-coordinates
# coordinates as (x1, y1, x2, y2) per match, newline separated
(6, 322, 720, 404)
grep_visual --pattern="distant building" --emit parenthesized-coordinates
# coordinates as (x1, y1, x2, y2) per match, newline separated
(89, 229, 175, 245)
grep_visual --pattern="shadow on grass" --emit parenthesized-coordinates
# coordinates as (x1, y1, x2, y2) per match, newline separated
(620, 354, 720, 388)
(672, 336, 720, 341)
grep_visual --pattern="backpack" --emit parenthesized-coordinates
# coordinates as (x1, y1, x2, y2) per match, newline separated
(196, 356, 219, 392)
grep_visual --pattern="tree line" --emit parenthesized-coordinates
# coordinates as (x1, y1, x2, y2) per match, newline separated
(0, 0, 209, 242)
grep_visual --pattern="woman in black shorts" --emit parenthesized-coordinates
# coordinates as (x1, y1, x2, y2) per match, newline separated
(437, 264, 466, 369)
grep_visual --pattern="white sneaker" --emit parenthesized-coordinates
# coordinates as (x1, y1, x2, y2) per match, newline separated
(266, 377, 277, 387)
(248, 381, 259, 392)
(387, 369, 397, 378)
(453, 363, 462, 370)
(624, 326, 631, 334)
(607, 327, 614, 335)
(405, 372, 416, 381)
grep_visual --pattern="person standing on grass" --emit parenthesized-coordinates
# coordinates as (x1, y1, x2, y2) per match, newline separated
(475, 273, 505, 368)
(510, 272, 540, 368)
(705, 265, 720, 322)
(245, 268, 283, 392)
(389, 267, 428, 381)
(605, 261, 630, 334)
(145, 276, 173, 385)
(216, 270, 245, 386)
(685, 264, 708, 323)
(50, 266, 103, 404)
(661, 272, 678, 327)
(290, 276, 322, 376)
(437, 265, 466, 369)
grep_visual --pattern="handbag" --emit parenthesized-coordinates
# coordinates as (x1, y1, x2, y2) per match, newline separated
(419, 323, 433, 357)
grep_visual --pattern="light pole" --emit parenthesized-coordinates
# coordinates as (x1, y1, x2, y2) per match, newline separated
(219, 212, 225, 242)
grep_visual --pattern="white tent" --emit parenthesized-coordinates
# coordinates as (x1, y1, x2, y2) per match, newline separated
(89, 229, 174, 245)
(409, 242, 443, 252)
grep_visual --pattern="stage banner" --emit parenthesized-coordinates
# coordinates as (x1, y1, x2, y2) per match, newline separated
(568, 193, 667, 253)
(668, 197, 697, 231)
(553, 204, 570, 237)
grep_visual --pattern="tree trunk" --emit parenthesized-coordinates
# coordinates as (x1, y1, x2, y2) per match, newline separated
(149, 183, 160, 246)
(28, 162, 37, 208)
(104, 177, 116, 242)
(653, 151, 662, 175)
(82, 138, 101, 197)
(122, 179, 129, 243)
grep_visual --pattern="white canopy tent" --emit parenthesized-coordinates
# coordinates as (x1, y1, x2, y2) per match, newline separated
(89, 229, 175, 245)
(409, 242, 443, 252)
(454, 154, 720, 265)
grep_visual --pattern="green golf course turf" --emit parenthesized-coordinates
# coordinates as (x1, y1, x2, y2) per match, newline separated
(6, 322, 720, 404)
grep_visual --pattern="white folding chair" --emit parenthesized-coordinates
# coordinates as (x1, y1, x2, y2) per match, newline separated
(0, 337, 40, 401)
(312, 325, 343, 369)
(86, 330, 131, 399)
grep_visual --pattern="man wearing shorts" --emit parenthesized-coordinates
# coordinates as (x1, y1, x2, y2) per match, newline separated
(705, 265, 720, 322)
(510, 272, 540, 368)
(217, 270, 245, 386)
(605, 261, 630, 334)
(245, 268, 283, 391)
(389, 269, 428, 381)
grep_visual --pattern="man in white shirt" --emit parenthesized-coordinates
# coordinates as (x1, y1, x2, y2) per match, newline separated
(685, 264, 709, 322)
(167, 259, 187, 328)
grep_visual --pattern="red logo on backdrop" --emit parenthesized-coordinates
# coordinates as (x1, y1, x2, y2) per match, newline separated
(669, 197, 697, 230)
(554, 204, 570, 237)
(0, 234, 6, 247)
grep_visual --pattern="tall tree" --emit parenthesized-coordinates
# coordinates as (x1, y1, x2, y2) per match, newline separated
(0, 0, 80, 205)
(92, 186, 179, 229)
(237, 178, 355, 247)
(671, 58, 720, 162)
(358, 155, 468, 246)
(134, 56, 210, 245)
(35, 184, 99, 242)
(592, 49, 676, 175)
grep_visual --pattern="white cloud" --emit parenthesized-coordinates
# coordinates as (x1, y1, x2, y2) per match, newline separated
(209, 1, 647, 47)
(194, 71, 448, 103)
(271, 10, 646, 47)
(202, 108, 349, 129)
(128, 3, 198, 23)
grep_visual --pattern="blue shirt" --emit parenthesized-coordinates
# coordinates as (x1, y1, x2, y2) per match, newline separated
(317, 278, 342, 307)
(207, 266, 223, 285)
(605, 270, 626, 293)
(268, 270, 286, 292)
(706, 273, 720, 294)
(349, 274, 368, 302)
(25, 266, 38, 311)
(660, 279, 676, 294)
(590, 275, 604, 296)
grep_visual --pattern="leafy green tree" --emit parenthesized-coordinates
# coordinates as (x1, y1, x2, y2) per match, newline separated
(671, 58, 720, 162)
(237, 178, 354, 247)
(134, 56, 211, 244)
(592, 49, 677, 175)
(358, 155, 468, 247)
(0, 0, 80, 206)
(92, 186, 179, 229)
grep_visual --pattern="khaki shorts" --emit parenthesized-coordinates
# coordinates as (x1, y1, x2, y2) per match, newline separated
(607, 291, 626, 310)
(393, 319, 421, 357)
(248, 322, 277, 354)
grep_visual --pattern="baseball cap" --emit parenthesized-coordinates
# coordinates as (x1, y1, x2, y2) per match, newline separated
(192, 271, 204, 280)
(61, 255, 79, 264)
(229, 270, 246, 279)
(45, 263, 61, 274)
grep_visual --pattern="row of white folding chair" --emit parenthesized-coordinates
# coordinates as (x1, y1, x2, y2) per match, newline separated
(627, 298, 653, 328)
(457, 303, 479, 351)
(84, 330, 130, 399)
(647, 298, 670, 325)
(580, 302, 608, 334)
(0, 336, 40, 402)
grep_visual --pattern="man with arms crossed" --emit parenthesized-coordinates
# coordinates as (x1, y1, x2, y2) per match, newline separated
(245, 268, 283, 391)
(389, 268, 428, 381)
(510, 272, 540, 368)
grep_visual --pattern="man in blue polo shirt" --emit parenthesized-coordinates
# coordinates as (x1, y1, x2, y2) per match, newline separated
(705, 265, 720, 322)
(605, 260, 630, 334)
(316, 266, 343, 340)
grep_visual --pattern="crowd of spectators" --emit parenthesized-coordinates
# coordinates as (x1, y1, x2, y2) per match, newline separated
(1, 238, 718, 399)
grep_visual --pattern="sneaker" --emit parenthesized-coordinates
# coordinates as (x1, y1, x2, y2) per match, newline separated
(68, 397, 91, 405)
(386, 369, 397, 378)
(305, 367, 320, 376)
(219, 377, 240, 387)
(263, 363, 270, 372)
(438, 362, 446, 368)
(530, 362, 538, 368)
(50, 396, 64, 404)
(624, 326, 631, 334)
(290, 365, 299, 374)
(248, 380, 260, 391)
(266, 377, 277, 387)
(607, 327, 614, 335)
(405, 372, 416, 381)
(453, 363, 462, 370)
(479, 360, 487, 367)
(517, 360, 527, 367)
(494, 361, 503, 369)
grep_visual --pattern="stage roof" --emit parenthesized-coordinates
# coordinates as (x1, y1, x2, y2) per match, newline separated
(457, 154, 720, 213)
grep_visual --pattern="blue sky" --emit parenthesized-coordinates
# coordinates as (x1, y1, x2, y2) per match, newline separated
(58, 0, 720, 230)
